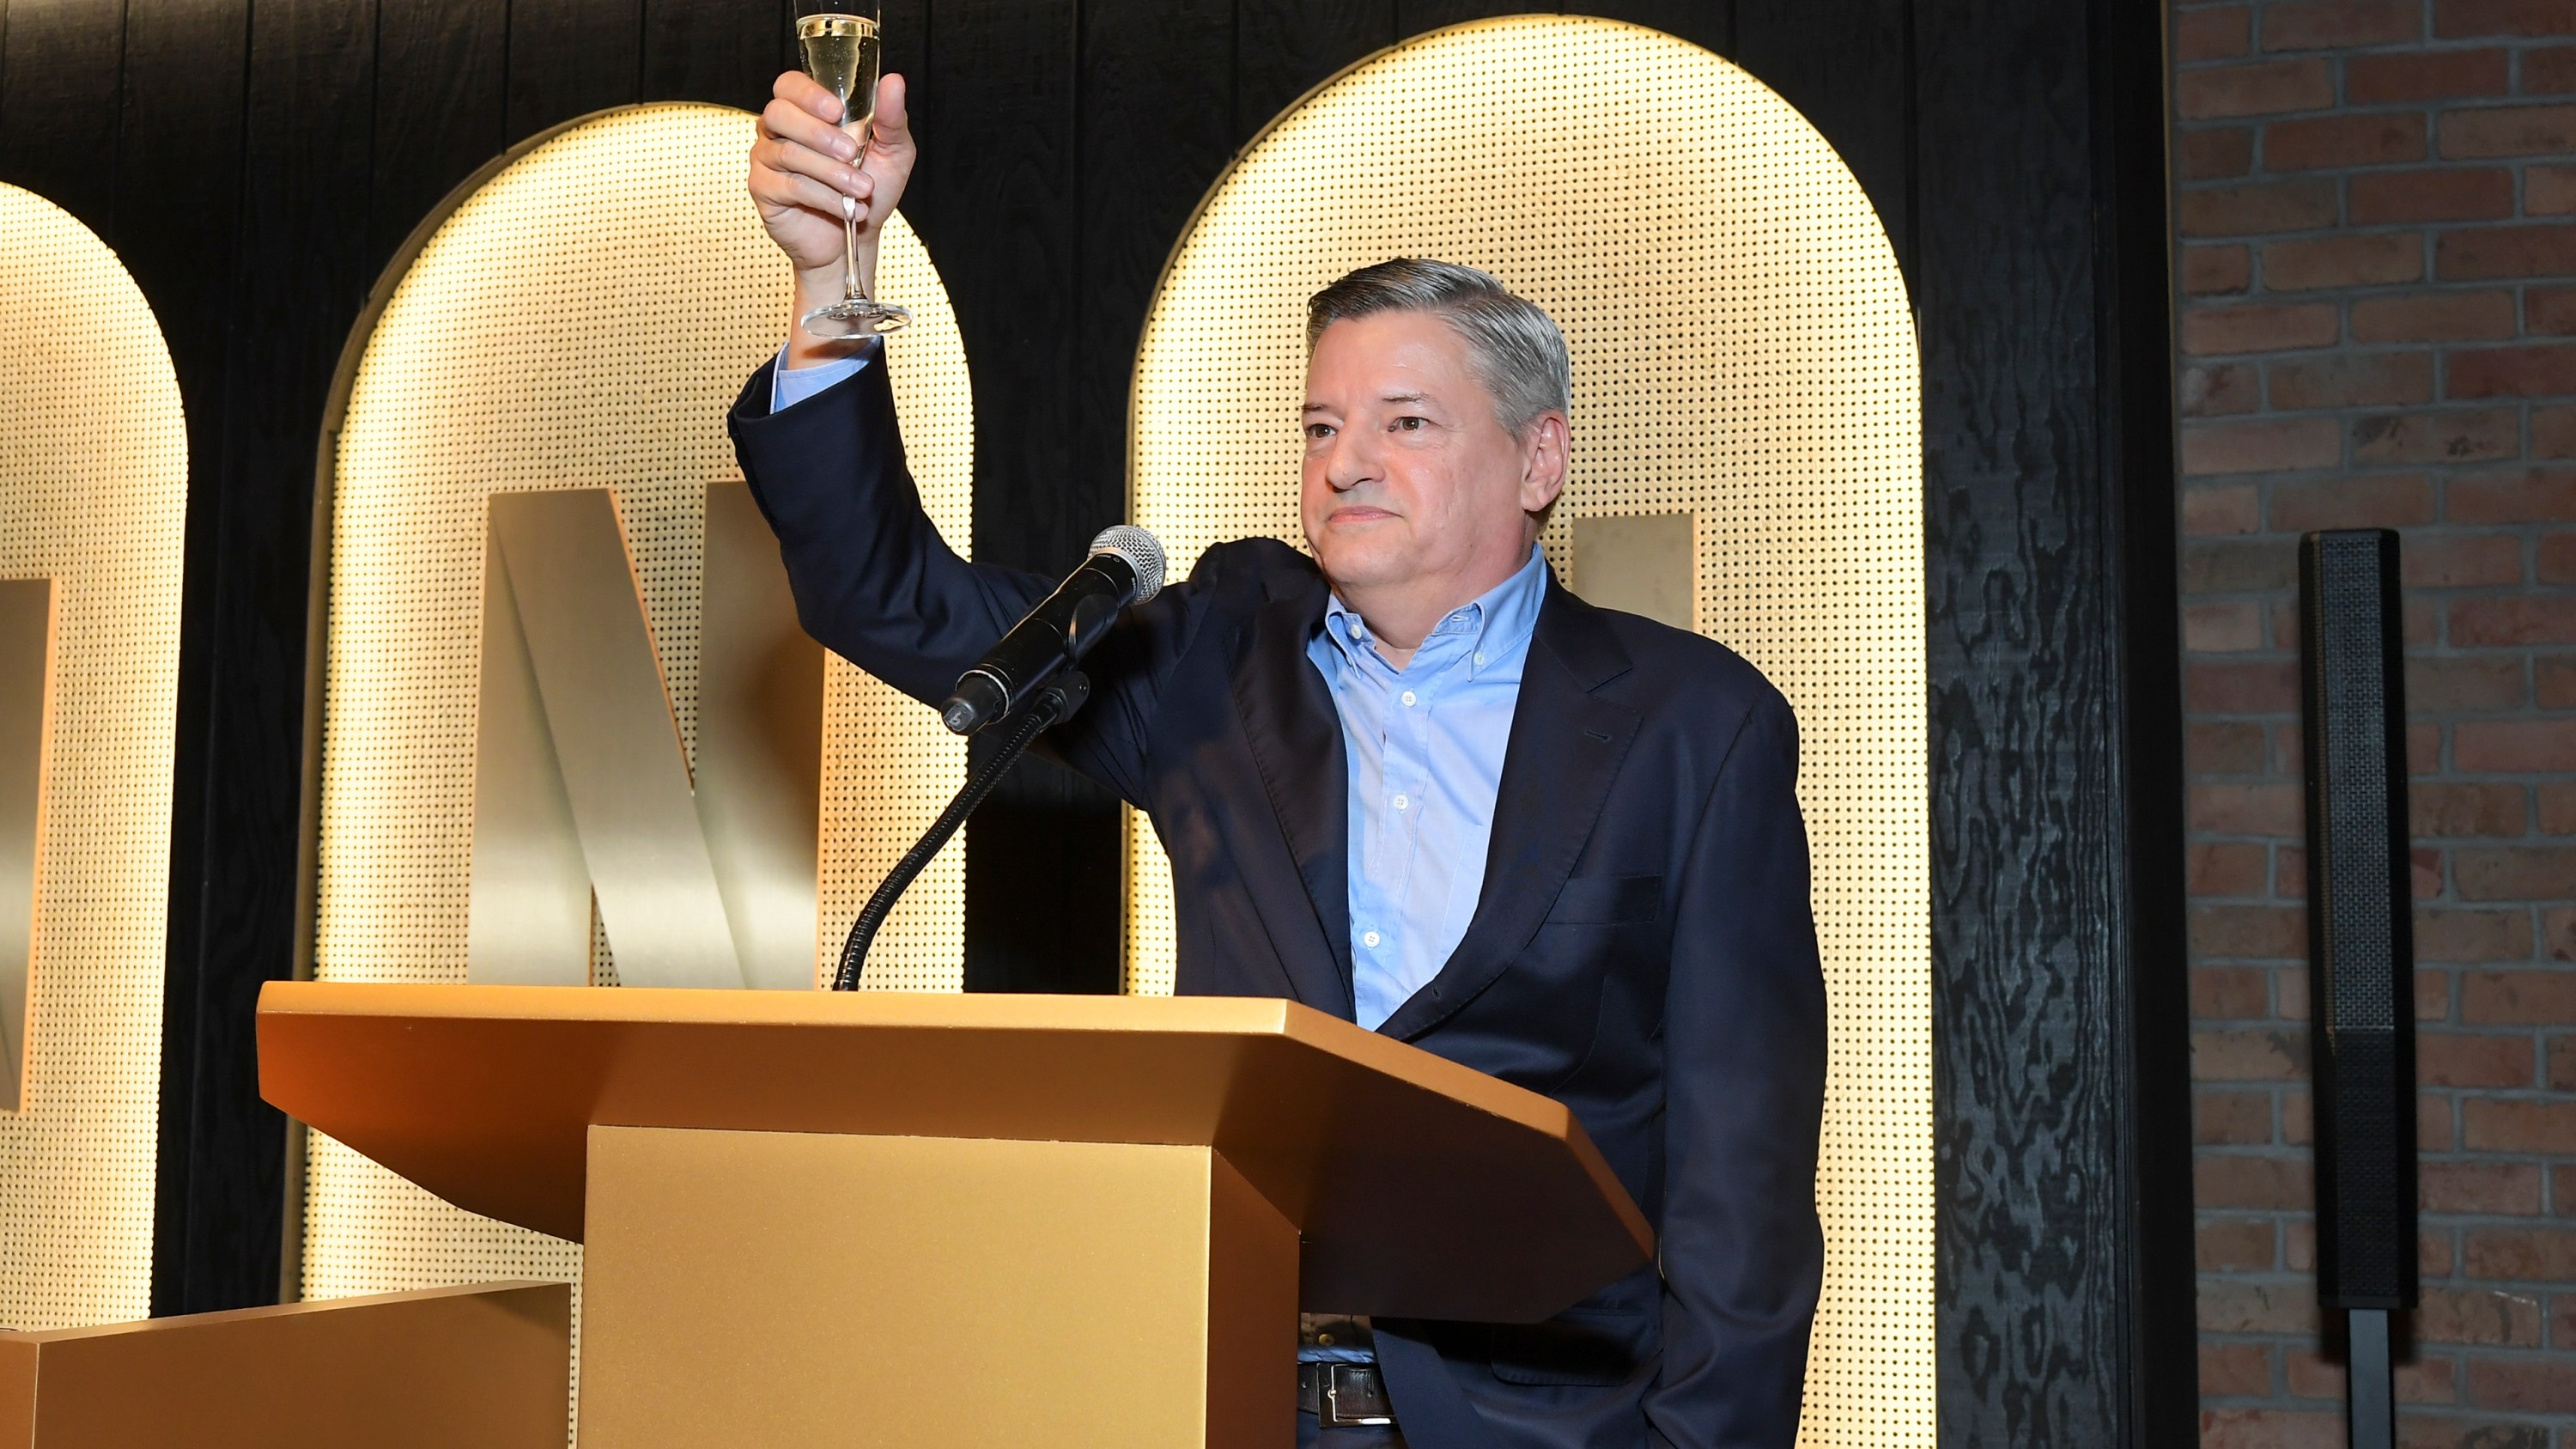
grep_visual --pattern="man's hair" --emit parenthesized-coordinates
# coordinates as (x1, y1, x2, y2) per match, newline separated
(1306, 259, 1572, 437)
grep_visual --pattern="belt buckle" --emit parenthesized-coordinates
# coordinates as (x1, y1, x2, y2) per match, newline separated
(1320, 1364, 1394, 1429)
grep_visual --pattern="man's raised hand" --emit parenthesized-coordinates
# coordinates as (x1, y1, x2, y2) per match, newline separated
(750, 69, 916, 348)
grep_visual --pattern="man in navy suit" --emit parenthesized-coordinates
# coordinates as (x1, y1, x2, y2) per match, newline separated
(737, 70, 1826, 1449)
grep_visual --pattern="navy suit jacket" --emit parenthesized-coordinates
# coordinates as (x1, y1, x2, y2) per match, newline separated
(728, 356, 1827, 1449)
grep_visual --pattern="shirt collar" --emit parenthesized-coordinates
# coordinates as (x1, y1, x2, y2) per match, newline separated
(1321, 544, 1547, 677)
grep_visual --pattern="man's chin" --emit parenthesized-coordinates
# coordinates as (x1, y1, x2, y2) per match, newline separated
(1310, 545, 1415, 594)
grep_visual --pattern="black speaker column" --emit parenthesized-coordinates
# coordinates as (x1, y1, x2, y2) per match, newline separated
(2296, 529, 2419, 1449)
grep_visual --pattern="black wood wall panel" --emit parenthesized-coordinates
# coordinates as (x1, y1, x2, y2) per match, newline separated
(1233, 1, 1390, 142)
(1917, 0, 2110, 1424)
(644, 0, 790, 107)
(912, 0, 1083, 575)
(118, 0, 254, 1325)
(1915, 0, 2194, 1441)
(902, 0, 1126, 992)
(0, 3, 2193, 1440)
(1076, 0, 1233, 525)
(1732, 0, 1911, 282)
(0, 0, 122, 234)
(1601, 0, 1725, 51)
(507, 0, 642, 139)
(955, 0, 1237, 995)
(1394, 0, 1492, 42)
(2100, 0, 2198, 1431)
(162, 0, 380, 1316)
(371, 0, 508, 266)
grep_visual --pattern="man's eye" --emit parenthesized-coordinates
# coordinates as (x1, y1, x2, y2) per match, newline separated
(1393, 416, 1427, 431)
(1304, 423, 1335, 441)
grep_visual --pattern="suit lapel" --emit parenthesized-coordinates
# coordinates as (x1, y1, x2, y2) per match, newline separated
(1227, 586, 1356, 1014)
(1377, 578, 1640, 1042)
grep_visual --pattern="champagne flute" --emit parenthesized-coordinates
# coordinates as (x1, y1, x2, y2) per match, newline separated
(796, 0, 910, 337)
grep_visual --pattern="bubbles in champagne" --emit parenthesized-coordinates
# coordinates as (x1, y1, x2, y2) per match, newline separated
(797, 13, 881, 132)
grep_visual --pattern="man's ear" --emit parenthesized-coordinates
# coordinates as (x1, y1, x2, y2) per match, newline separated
(1519, 411, 1571, 516)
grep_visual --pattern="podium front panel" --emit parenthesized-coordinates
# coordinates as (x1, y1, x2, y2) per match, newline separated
(577, 1128, 1294, 1449)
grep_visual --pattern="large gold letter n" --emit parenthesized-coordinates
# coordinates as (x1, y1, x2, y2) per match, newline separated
(467, 486, 821, 989)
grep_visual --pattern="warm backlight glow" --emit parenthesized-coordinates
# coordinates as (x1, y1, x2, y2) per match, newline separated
(1123, 18, 1931, 1442)
(0, 184, 187, 1330)
(306, 104, 973, 1322)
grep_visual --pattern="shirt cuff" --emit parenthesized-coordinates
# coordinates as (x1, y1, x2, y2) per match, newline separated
(769, 338, 876, 412)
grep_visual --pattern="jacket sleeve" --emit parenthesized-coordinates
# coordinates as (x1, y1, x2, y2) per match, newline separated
(1648, 690, 1829, 1449)
(726, 354, 1196, 806)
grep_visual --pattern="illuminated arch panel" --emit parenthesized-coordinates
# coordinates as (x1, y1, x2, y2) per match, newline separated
(307, 104, 973, 1306)
(0, 185, 188, 1328)
(1126, 19, 1929, 1443)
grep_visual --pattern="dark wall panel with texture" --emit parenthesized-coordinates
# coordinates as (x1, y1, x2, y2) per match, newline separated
(111, 0, 254, 1324)
(1916, 0, 2193, 1441)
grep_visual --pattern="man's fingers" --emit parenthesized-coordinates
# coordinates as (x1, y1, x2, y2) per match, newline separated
(772, 69, 844, 125)
(754, 66, 899, 270)
(754, 135, 871, 199)
(762, 98, 857, 161)
(751, 167, 855, 223)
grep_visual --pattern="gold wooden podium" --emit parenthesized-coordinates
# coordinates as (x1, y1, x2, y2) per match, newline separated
(259, 983, 1653, 1449)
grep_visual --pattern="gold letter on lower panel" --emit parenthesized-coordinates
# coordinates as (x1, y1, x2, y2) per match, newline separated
(467, 486, 822, 990)
(1571, 514, 1697, 631)
(0, 580, 52, 1110)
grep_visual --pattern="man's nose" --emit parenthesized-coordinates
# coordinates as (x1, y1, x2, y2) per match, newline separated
(1324, 431, 1377, 492)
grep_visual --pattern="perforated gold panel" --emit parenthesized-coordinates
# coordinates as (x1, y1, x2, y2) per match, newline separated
(1123, 20, 1929, 1442)
(0, 185, 189, 1330)
(306, 105, 973, 1326)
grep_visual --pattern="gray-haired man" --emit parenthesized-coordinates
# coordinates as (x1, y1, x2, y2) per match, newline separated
(736, 69, 1827, 1449)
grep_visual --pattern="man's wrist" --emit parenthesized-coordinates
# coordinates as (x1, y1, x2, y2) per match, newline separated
(785, 259, 878, 368)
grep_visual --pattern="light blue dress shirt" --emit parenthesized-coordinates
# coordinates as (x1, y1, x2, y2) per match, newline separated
(1307, 544, 1544, 1032)
(771, 341, 872, 411)
(1296, 549, 1541, 1369)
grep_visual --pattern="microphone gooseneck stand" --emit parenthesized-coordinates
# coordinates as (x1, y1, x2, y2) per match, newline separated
(829, 672, 1092, 991)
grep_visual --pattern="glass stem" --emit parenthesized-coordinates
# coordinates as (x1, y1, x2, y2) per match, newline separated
(841, 117, 872, 302)
(841, 200, 862, 301)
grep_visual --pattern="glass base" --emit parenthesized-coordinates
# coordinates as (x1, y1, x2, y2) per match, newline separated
(802, 296, 912, 338)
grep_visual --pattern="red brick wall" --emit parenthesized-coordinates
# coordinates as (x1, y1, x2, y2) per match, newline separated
(2172, 1, 2576, 1443)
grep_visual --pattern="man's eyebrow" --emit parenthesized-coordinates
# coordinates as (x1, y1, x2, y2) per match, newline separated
(1300, 391, 1432, 415)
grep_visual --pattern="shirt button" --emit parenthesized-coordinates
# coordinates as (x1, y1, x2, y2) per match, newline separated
(1474, 651, 1486, 666)
(1362, 930, 1382, 948)
(1401, 691, 1417, 707)
(1391, 794, 1409, 812)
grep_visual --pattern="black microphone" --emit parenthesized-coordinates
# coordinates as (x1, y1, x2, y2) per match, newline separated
(939, 525, 1166, 735)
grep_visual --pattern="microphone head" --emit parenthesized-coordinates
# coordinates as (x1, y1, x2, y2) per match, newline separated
(1087, 525, 1167, 605)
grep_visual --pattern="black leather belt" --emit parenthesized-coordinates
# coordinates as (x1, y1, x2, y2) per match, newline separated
(1297, 1362, 1396, 1428)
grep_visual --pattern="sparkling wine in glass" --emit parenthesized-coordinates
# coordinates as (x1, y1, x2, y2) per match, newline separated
(798, 2, 909, 337)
